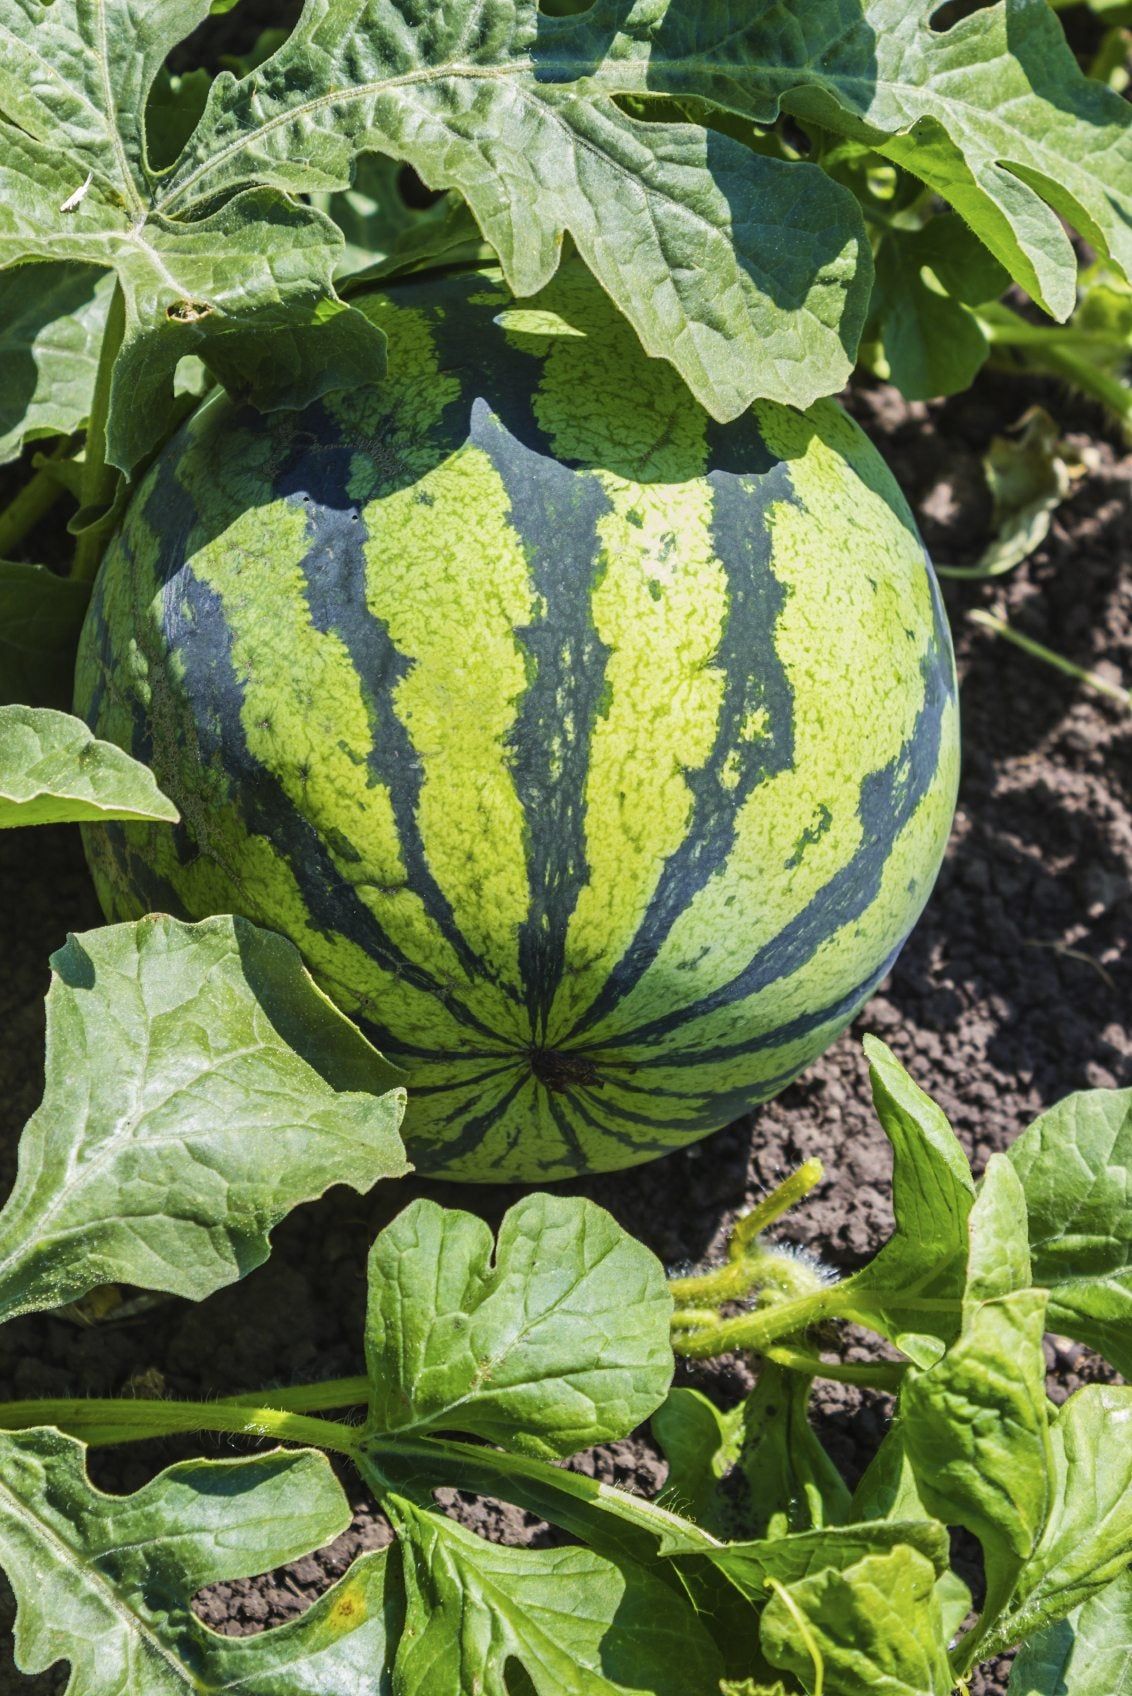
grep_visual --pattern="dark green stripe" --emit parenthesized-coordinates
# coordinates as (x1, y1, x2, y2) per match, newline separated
(560, 1088, 695, 1158)
(563, 451, 797, 1043)
(387, 267, 561, 466)
(586, 950, 901, 1067)
(593, 638, 953, 1051)
(589, 1067, 799, 1134)
(136, 440, 512, 1056)
(279, 410, 520, 1010)
(541, 1090, 589, 1173)
(410, 1069, 533, 1173)
(474, 409, 613, 1041)
(400, 1060, 519, 1095)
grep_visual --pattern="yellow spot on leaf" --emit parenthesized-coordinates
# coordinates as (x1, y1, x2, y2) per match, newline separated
(328, 1581, 368, 1632)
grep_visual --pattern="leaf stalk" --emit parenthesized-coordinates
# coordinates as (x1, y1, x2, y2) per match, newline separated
(977, 306, 1132, 437)
(227, 1374, 371, 1412)
(0, 1394, 360, 1456)
(969, 609, 1130, 710)
(762, 1344, 906, 1391)
(0, 458, 65, 559)
(72, 281, 126, 584)
(359, 1431, 724, 1551)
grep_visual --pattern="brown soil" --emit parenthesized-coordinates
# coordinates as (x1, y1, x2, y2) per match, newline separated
(1, 364, 1129, 1696)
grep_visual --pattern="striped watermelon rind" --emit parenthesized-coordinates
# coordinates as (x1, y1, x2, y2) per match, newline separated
(74, 263, 959, 1182)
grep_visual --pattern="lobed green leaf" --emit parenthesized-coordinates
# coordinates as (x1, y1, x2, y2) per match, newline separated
(964, 1152, 1033, 1306)
(3, 0, 1128, 466)
(759, 1545, 954, 1696)
(1008, 1570, 1132, 1696)
(863, 214, 1008, 401)
(634, 0, 1132, 317)
(0, 704, 178, 827)
(837, 1036, 976, 1365)
(1008, 1087, 1132, 1375)
(671, 1518, 951, 1599)
(901, 1287, 1053, 1615)
(386, 1493, 723, 1696)
(364, 1193, 673, 1458)
(0, 263, 112, 465)
(850, 1432, 975, 1640)
(0, 913, 408, 1321)
(0, 1429, 361, 1696)
(987, 1385, 1132, 1658)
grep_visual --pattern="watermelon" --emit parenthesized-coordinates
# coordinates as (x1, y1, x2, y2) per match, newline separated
(74, 263, 959, 1182)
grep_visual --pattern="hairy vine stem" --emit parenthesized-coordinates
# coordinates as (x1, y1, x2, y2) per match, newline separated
(669, 1286, 841, 1359)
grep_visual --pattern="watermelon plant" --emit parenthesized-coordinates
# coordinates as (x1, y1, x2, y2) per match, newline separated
(6, 0, 1132, 1173)
(1, 1, 1131, 1690)
(0, 1036, 1130, 1694)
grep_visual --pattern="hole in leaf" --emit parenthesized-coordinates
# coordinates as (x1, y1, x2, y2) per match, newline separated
(780, 115, 813, 156)
(166, 0, 304, 75)
(166, 300, 213, 324)
(949, 1524, 987, 1623)
(506, 1664, 541, 1696)
(396, 164, 442, 211)
(147, 0, 304, 169)
(191, 1504, 393, 1637)
(928, 1, 996, 31)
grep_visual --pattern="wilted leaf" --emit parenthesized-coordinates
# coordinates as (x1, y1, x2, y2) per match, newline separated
(940, 408, 1081, 580)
